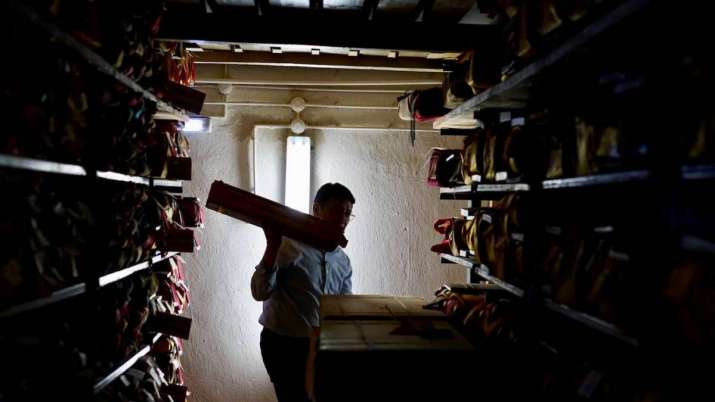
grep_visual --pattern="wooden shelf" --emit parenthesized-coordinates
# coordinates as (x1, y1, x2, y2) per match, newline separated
(439, 170, 654, 198)
(8, 1, 189, 119)
(543, 299, 639, 347)
(439, 254, 524, 298)
(98, 252, 179, 287)
(0, 253, 178, 319)
(477, 182, 531, 192)
(681, 235, 715, 255)
(438, 164, 715, 197)
(433, 0, 653, 128)
(0, 154, 87, 177)
(681, 165, 715, 181)
(440, 253, 476, 268)
(154, 106, 191, 123)
(0, 283, 87, 319)
(0, 154, 183, 191)
(439, 253, 637, 346)
(472, 264, 526, 299)
(542, 170, 651, 189)
(93, 333, 163, 394)
(439, 185, 473, 200)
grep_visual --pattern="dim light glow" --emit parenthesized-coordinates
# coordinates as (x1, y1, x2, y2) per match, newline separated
(285, 136, 311, 213)
(182, 117, 211, 133)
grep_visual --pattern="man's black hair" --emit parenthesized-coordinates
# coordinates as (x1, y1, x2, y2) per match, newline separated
(313, 182, 355, 206)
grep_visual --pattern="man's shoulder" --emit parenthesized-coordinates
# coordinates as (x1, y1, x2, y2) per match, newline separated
(330, 247, 351, 268)
(282, 239, 317, 256)
(277, 238, 322, 263)
(278, 239, 351, 268)
(275, 238, 306, 266)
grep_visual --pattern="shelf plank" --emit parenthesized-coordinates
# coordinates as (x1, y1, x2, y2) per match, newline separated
(477, 183, 531, 192)
(153, 179, 184, 192)
(441, 171, 652, 198)
(433, 0, 653, 127)
(95, 170, 153, 186)
(98, 252, 179, 288)
(154, 105, 191, 123)
(439, 253, 525, 298)
(0, 154, 87, 177)
(543, 299, 639, 347)
(0, 283, 87, 319)
(681, 165, 715, 181)
(93, 333, 163, 394)
(439, 185, 473, 200)
(681, 235, 715, 255)
(0, 253, 179, 319)
(7, 1, 188, 118)
(439, 253, 637, 345)
(542, 170, 650, 189)
(438, 168, 681, 197)
(440, 182, 532, 198)
(96, 171, 183, 192)
(0, 154, 183, 190)
(472, 264, 525, 298)
(440, 253, 476, 269)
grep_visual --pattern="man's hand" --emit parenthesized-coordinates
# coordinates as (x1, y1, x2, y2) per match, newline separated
(260, 224, 282, 271)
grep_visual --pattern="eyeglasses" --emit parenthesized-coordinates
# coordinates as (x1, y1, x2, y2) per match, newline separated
(321, 203, 356, 221)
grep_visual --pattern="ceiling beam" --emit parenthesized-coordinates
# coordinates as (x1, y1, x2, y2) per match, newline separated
(197, 85, 406, 105)
(194, 64, 444, 87)
(159, 4, 498, 53)
(195, 84, 423, 94)
(192, 51, 446, 73)
(196, 77, 442, 87)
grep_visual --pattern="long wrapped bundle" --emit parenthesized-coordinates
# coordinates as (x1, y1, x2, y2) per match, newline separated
(206, 181, 348, 251)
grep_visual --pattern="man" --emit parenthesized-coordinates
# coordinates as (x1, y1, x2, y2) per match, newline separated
(251, 182, 355, 402)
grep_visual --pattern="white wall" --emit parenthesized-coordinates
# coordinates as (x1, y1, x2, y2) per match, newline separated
(181, 108, 468, 402)
(310, 128, 469, 297)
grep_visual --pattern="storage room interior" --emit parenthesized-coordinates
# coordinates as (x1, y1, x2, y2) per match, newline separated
(1, 1, 713, 402)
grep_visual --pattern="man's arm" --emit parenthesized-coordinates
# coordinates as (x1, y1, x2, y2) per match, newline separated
(251, 226, 282, 301)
